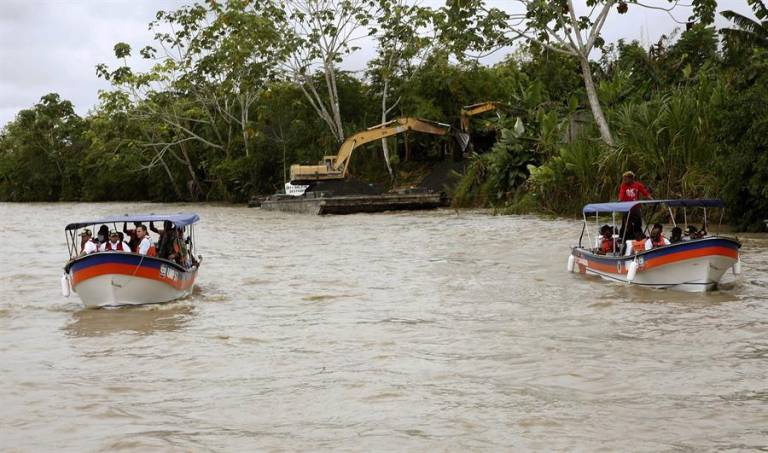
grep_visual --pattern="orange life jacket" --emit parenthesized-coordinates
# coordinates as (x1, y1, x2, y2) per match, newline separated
(104, 241, 125, 251)
(600, 237, 614, 253)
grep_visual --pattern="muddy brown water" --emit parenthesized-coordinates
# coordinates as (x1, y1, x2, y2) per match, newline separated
(1, 203, 767, 451)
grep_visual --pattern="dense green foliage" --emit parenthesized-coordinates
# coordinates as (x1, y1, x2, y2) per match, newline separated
(1, 1, 767, 230)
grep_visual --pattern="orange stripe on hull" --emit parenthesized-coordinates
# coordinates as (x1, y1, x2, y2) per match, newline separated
(585, 260, 622, 274)
(71, 263, 196, 291)
(583, 246, 738, 276)
(643, 246, 737, 271)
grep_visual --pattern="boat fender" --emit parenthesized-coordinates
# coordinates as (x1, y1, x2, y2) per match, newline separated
(627, 260, 638, 283)
(733, 257, 742, 276)
(567, 255, 575, 273)
(61, 274, 71, 297)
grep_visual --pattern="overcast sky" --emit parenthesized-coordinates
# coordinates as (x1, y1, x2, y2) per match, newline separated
(0, 0, 753, 127)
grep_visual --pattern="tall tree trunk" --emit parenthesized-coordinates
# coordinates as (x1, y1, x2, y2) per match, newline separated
(159, 157, 184, 200)
(178, 142, 203, 201)
(321, 56, 344, 143)
(241, 96, 249, 157)
(380, 79, 394, 180)
(579, 57, 615, 147)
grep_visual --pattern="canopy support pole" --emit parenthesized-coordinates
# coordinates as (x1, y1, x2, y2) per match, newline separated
(584, 213, 592, 249)
(703, 208, 708, 234)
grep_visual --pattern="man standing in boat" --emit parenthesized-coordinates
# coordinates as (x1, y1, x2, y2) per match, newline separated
(618, 171, 652, 239)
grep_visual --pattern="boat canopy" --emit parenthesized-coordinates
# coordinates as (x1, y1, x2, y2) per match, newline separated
(65, 213, 200, 231)
(582, 199, 724, 214)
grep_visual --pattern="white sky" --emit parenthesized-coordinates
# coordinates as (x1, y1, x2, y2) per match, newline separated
(0, 0, 753, 127)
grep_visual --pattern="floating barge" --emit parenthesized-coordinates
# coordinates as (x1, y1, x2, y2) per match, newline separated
(256, 190, 445, 215)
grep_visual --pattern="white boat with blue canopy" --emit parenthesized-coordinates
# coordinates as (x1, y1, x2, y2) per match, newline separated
(568, 199, 741, 292)
(62, 213, 201, 308)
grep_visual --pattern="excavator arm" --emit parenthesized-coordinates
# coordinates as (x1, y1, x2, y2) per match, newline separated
(290, 117, 450, 182)
(460, 101, 507, 132)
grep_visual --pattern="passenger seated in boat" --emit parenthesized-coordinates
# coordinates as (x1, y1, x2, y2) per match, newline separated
(135, 225, 157, 256)
(99, 230, 131, 252)
(96, 225, 109, 244)
(670, 226, 683, 244)
(173, 228, 193, 267)
(123, 221, 143, 251)
(644, 223, 670, 250)
(79, 229, 98, 256)
(152, 221, 175, 258)
(625, 230, 647, 255)
(597, 224, 616, 255)
(684, 225, 707, 240)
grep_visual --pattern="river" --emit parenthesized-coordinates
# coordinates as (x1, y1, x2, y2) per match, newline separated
(1, 203, 767, 451)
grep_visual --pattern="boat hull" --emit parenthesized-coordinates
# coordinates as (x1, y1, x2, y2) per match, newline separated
(66, 252, 197, 308)
(571, 237, 740, 292)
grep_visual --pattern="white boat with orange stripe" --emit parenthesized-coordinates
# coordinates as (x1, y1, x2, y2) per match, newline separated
(62, 214, 201, 308)
(568, 199, 741, 292)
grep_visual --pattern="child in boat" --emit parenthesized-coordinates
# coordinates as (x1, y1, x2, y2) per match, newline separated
(645, 223, 670, 250)
(625, 230, 647, 256)
(598, 224, 616, 254)
(670, 226, 683, 244)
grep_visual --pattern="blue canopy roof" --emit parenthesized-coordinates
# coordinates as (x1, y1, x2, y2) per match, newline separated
(65, 213, 200, 231)
(583, 199, 724, 214)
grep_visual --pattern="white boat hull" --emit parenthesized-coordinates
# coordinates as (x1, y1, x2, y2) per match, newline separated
(581, 254, 736, 292)
(65, 252, 198, 308)
(572, 237, 741, 292)
(71, 273, 194, 308)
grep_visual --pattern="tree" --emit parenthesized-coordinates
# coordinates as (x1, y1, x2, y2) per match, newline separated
(0, 94, 85, 201)
(367, 0, 434, 177)
(96, 1, 285, 199)
(721, 0, 768, 49)
(281, 0, 378, 143)
(439, 0, 717, 147)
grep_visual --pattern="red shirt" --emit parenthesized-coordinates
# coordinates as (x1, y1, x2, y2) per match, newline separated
(618, 181, 650, 201)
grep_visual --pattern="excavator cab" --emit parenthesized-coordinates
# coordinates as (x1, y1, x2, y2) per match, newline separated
(321, 156, 336, 171)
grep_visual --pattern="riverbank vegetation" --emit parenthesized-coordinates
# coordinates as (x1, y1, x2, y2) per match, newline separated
(1, 1, 767, 230)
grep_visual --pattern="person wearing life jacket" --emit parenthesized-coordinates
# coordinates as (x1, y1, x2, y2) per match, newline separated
(624, 230, 647, 256)
(99, 230, 131, 252)
(79, 229, 99, 256)
(644, 223, 670, 250)
(165, 228, 186, 265)
(151, 220, 175, 259)
(598, 224, 616, 254)
(135, 225, 157, 257)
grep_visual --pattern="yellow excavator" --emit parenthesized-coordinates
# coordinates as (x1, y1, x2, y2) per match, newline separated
(459, 101, 508, 133)
(289, 117, 452, 183)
